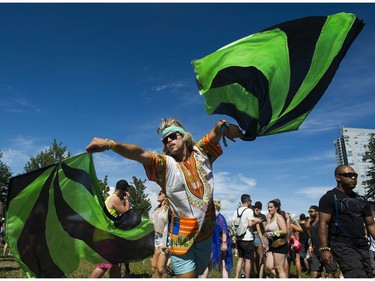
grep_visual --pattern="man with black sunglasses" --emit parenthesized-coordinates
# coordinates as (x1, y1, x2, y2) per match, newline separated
(318, 165, 375, 278)
(86, 117, 244, 278)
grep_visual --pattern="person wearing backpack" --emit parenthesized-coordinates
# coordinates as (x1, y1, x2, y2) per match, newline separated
(319, 165, 375, 278)
(232, 194, 262, 278)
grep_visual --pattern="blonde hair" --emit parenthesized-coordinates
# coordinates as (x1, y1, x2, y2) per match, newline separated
(214, 199, 221, 212)
(157, 117, 195, 153)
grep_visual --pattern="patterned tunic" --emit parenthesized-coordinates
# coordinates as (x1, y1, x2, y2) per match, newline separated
(144, 134, 223, 255)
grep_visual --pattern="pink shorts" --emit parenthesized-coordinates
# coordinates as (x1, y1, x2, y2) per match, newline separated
(97, 264, 112, 269)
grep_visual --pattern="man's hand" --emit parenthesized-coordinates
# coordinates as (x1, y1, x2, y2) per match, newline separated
(223, 124, 245, 142)
(86, 137, 109, 153)
(320, 249, 334, 266)
(221, 242, 228, 253)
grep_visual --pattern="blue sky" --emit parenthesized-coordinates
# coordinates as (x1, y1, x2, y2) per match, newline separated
(1, 3, 375, 222)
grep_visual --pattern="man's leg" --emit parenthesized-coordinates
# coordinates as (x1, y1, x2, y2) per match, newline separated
(235, 257, 244, 278)
(235, 239, 244, 278)
(309, 253, 323, 278)
(244, 258, 251, 278)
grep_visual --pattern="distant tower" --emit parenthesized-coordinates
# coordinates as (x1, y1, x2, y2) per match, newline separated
(334, 125, 375, 195)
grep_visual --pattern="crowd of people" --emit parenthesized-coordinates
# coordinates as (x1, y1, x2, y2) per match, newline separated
(86, 118, 375, 278)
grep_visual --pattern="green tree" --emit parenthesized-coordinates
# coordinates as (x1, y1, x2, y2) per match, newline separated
(24, 139, 71, 173)
(128, 176, 152, 218)
(98, 175, 110, 200)
(364, 134, 375, 200)
(0, 151, 12, 217)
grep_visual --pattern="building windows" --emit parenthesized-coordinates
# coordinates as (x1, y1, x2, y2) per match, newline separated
(334, 126, 375, 195)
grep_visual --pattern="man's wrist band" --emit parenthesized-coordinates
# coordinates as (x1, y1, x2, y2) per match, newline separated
(319, 247, 331, 253)
(220, 120, 230, 147)
(105, 139, 116, 150)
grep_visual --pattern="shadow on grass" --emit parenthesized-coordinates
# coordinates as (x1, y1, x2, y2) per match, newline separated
(125, 273, 151, 278)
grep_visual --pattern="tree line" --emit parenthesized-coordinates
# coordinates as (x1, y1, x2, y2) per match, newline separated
(0, 139, 151, 219)
(1, 135, 375, 218)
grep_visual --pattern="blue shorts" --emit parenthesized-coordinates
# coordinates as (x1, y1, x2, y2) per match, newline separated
(170, 237, 212, 276)
(253, 233, 262, 247)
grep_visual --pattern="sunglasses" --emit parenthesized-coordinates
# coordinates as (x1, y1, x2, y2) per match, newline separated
(162, 132, 180, 145)
(337, 172, 358, 178)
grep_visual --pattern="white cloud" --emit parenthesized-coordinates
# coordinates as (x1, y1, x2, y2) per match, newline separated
(1, 137, 50, 175)
(295, 186, 328, 200)
(213, 171, 257, 223)
(152, 81, 186, 92)
(2, 148, 29, 174)
(0, 87, 42, 113)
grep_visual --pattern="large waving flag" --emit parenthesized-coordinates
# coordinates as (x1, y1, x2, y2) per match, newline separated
(5, 152, 154, 278)
(192, 12, 364, 141)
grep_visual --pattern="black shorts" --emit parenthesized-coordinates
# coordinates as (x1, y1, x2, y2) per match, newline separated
(236, 239, 254, 260)
(331, 240, 373, 278)
(310, 253, 338, 273)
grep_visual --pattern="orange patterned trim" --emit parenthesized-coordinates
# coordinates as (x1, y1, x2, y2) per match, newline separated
(178, 153, 204, 199)
(196, 202, 215, 241)
(168, 216, 200, 255)
(196, 134, 223, 163)
(144, 152, 167, 192)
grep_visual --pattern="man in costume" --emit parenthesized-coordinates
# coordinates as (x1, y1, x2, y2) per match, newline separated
(86, 118, 243, 278)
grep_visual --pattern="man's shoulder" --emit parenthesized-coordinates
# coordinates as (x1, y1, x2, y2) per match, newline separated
(243, 207, 253, 218)
(237, 206, 247, 212)
(351, 191, 365, 200)
(236, 206, 251, 214)
(319, 188, 338, 213)
(327, 187, 338, 195)
(320, 187, 337, 200)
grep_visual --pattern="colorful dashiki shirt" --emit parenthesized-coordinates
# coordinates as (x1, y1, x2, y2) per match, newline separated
(144, 134, 223, 255)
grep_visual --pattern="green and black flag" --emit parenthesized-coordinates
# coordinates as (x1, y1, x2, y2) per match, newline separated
(5, 152, 154, 278)
(192, 12, 364, 141)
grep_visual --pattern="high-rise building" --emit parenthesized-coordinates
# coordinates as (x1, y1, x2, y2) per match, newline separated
(334, 126, 375, 195)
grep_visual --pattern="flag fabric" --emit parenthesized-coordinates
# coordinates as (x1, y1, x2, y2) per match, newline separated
(6, 152, 154, 277)
(192, 12, 364, 141)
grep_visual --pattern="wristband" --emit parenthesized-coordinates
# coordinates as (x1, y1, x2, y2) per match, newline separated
(220, 121, 230, 147)
(105, 139, 116, 150)
(273, 230, 281, 237)
(319, 247, 331, 253)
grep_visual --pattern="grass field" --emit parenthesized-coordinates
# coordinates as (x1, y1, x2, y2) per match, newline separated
(0, 244, 306, 278)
